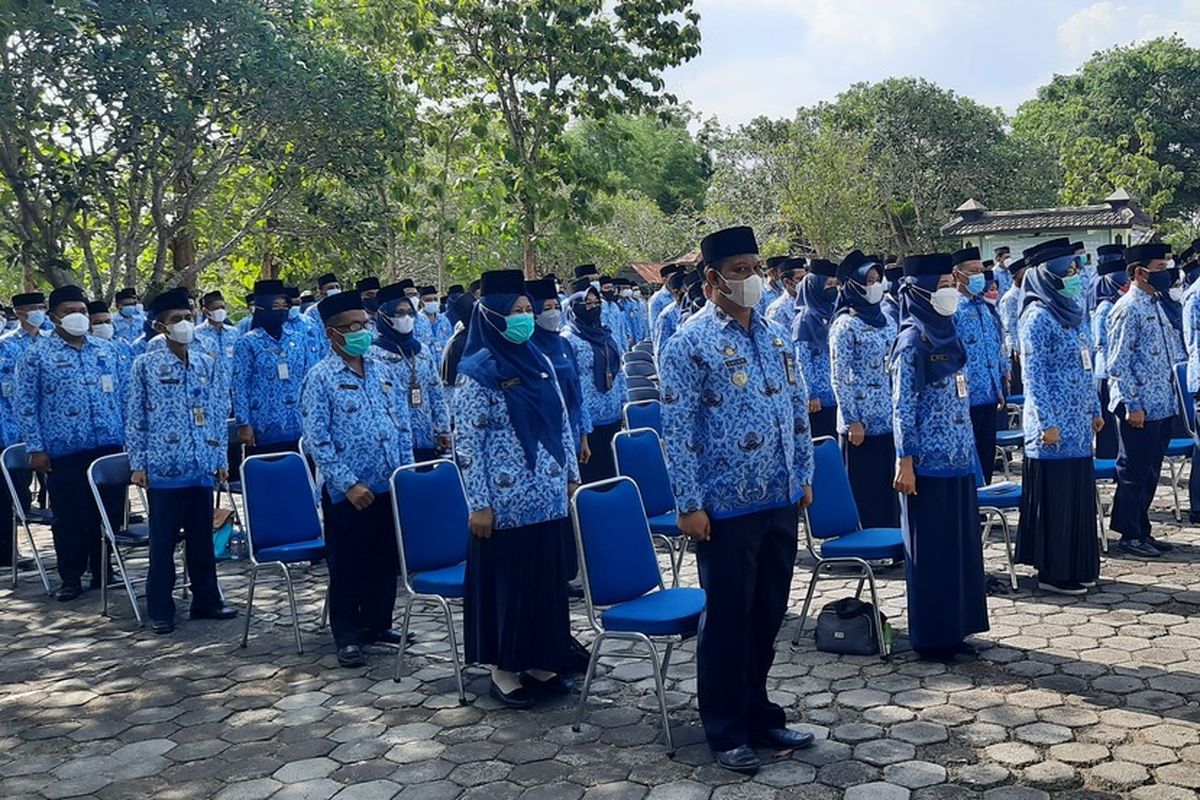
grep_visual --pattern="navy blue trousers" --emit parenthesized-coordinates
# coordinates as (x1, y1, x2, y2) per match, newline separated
(970, 404, 998, 485)
(322, 490, 399, 648)
(0, 469, 31, 567)
(1095, 380, 1119, 460)
(695, 504, 798, 751)
(45, 445, 123, 587)
(147, 486, 222, 622)
(1110, 409, 1171, 541)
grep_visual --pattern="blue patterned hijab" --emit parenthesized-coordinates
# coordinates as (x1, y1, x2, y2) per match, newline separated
(792, 273, 837, 344)
(1086, 270, 1127, 313)
(459, 293, 566, 470)
(374, 297, 421, 357)
(834, 263, 887, 329)
(531, 308, 585, 442)
(890, 275, 967, 392)
(1159, 267, 1184, 334)
(1021, 257, 1084, 329)
(565, 288, 621, 394)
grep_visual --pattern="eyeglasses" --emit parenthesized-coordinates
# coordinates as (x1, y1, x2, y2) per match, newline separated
(331, 321, 368, 333)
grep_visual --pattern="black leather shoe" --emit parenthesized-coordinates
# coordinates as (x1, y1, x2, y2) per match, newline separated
(371, 628, 415, 646)
(489, 680, 536, 709)
(715, 744, 761, 774)
(151, 619, 175, 635)
(1119, 539, 1161, 558)
(56, 583, 82, 602)
(337, 645, 367, 668)
(522, 673, 575, 696)
(750, 727, 816, 751)
(1147, 536, 1174, 553)
(190, 604, 239, 620)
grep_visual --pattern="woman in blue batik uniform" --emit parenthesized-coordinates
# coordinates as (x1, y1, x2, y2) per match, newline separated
(891, 253, 989, 660)
(564, 285, 628, 484)
(1015, 244, 1103, 595)
(1088, 245, 1128, 459)
(829, 251, 899, 528)
(792, 259, 839, 439)
(455, 270, 578, 708)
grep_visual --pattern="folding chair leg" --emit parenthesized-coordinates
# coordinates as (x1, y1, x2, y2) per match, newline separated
(792, 562, 826, 646)
(640, 633, 675, 755)
(24, 521, 51, 594)
(435, 596, 466, 705)
(320, 587, 329, 630)
(393, 596, 415, 682)
(241, 565, 259, 648)
(660, 641, 674, 680)
(864, 568, 889, 658)
(853, 574, 867, 600)
(180, 543, 189, 601)
(279, 563, 303, 655)
(1095, 486, 1108, 554)
(108, 533, 142, 626)
(1168, 459, 1182, 523)
(998, 514, 1018, 591)
(572, 633, 607, 733)
(9, 514, 15, 589)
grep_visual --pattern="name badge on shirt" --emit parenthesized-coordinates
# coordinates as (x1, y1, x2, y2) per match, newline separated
(1081, 346, 1092, 371)
(193, 407, 206, 427)
(277, 362, 290, 380)
(783, 353, 796, 385)
(100, 374, 114, 394)
(225, 346, 234, 358)
(410, 386, 423, 407)
(955, 373, 967, 399)
(1, 381, 12, 398)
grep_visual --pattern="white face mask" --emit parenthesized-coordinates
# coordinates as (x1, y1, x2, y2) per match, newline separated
(864, 283, 885, 304)
(620, 288, 633, 299)
(390, 314, 415, 335)
(134, 303, 144, 314)
(59, 312, 90, 337)
(1169, 286, 1184, 302)
(24, 310, 46, 329)
(931, 287, 961, 316)
(718, 272, 764, 309)
(91, 322, 114, 340)
(880, 278, 891, 294)
(423, 301, 439, 315)
(324, 287, 341, 297)
(590, 280, 601, 291)
(166, 319, 195, 344)
(209, 308, 228, 324)
(536, 309, 562, 331)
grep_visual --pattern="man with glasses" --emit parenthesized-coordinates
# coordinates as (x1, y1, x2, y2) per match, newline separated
(658, 225, 815, 773)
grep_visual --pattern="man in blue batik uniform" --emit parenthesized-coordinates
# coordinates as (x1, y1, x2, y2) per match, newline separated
(659, 225, 815, 774)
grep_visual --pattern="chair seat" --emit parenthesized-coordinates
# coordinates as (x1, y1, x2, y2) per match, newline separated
(1094, 458, 1117, 481)
(647, 512, 680, 537)
(114, 522, 150, 545)
(26, 507, 54, 525)
(1006, 394, 1025, 406)
(601, 586, 706, 636)
(256, 538, 325, 564)
(995, 430, 1024, 448)
(819, 527, 905, 562)
(1166, 437, 1194, 457)
(978, 482, 1022, 510)
(411, 563, 466, 598)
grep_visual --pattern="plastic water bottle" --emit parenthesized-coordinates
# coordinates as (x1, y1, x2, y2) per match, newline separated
(228, 528, 247, 561)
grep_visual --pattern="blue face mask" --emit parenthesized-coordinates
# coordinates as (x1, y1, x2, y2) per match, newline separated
(288, 306, 300, 321)
(1058, 274, 1082, 300)
(501, 313, 535, 344)
(966, 274, 986, 296)
(119, 305, 136, 318)
(1147, 269, 1174, 295)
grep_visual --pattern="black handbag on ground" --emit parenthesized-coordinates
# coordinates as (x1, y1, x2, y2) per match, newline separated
(814, 597, 891, 655)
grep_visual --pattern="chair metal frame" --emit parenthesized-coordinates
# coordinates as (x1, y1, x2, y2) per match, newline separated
(791, 437, 892, 656)
(1168, 361, 1194, 523)
(389, 459, 467, 704)
(87, 452, 153, 625)
(0, 443, 52, 593)
(239, 451, 325, 654)
(569, 476, 688, 755)
(1093, 459, 1114, 554)
(977, 495, 1019, 591)
(620, 399, 662, 435)
(611, 427, 685, 586)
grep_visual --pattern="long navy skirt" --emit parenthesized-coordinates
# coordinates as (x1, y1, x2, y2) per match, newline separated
(900, 473, 989, 655)
(810, 406, 837, 440)
(1016, 457, 1099, 585)
(1095, 380, 1118, 459)
(841, 433, 900, 528)
(465, 517, 573, 673)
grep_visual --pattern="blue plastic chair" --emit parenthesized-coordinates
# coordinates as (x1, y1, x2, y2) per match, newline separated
(88, 452, 153, 623)
(623, 360, 657, 379)
(1094, 458, 1116, 553)
(612, 427, 684, 585)
(389, 459, 469, 703)
(570, 477, 706, 754)
(973, 453, 1019, 590)
(1, 443, 52, 593)
(621, 399, 662, 437)
(633, 340, 654, 355)
(791, 437, 899, 654)
(995, 428, 1024, 481)
(240, 452, 326, 654)
(1167, 361, 1195, 522)
(627, 385, 660, 403)
(626, 375, 656, 391)
(623, 349, 654, 365)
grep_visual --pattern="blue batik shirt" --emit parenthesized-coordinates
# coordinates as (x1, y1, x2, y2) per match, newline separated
(0, 326, 46, 356)
(0, 340, 20, 447)
(125, 345, 228, 488)
(423, 314, 454, 362)
(954, 296, 1007, 407)
(231, 326, 317, 445)
(113, 312, 143, 343)
(648, 289, 673, 332)
(1091, 299, 1117, 379)
(757, 285, 782, 316)
(1018, 306, 1100, 460)
(659, 303, 814, 520)
(1185, 287, 1200, 393)
(601, 301, 628, 350)
(654, 303, 681, 354)
(300, 354, 414, 503)
(1106, 287, 1182, 421)
(794, 337, 835, 407)
(891, 349, 975, 478)
(452, 372, 579, 530)
(564, 332, 628, 427)
(369, 344, 450, 451)
(195, 320, 241, 362)
(15, 334, 126, 458)
(765, 292, 797, 332)
(999, 284, 1021, 358)
(829, 314, 893, 436)
(995, 265, 1013, 297)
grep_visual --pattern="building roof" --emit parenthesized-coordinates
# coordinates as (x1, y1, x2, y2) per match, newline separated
(941, 190, 1153, 237)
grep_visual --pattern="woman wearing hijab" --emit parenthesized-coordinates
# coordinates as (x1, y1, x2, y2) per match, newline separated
(371, 282, 451, 463)
(1015, 245, 1103, 595)
(829, 251, 899, 528)
(792, 259, 839, 438)
(441, 291, 478, 415)
(1088, 246, 1129, 459)
(455, 270, 578, 708)
(564, 285, 628, 483)
(881, 259, 903, 334)
(891, 253, 989, 660)
(527, 279, 591, 459)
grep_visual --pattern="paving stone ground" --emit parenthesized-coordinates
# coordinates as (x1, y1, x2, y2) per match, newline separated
(1, 470, 1199, 799)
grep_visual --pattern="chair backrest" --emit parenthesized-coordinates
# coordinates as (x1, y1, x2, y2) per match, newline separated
(241, 453, 322, 554)
(571, 477, 663, 609)
(623, 349, 653, 365)
(806, 437, 861, 539)
(633, 340, 654, 354)
(1174, 361, 1195, 437)
(612, 428, 674, 516)
(0, 444, 30, 523)
(622, 400, 662, 436)
(624, 360, 656, 378)
(390, 459, 469, 583)
(626, 375, 656, 390)
(627, 386, 660, 402)
(87, 452, 131, 537)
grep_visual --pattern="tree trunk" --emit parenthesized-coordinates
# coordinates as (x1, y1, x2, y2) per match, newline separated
(170, 230, 196, 289)
(261, 215, 277, 279)
(522, 204, 536, 279)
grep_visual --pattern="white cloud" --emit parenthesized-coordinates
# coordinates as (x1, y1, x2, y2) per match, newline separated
(1057, 0, 1200, 58)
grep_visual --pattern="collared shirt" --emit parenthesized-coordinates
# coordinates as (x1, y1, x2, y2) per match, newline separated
(764, 292, 797, 332)
(0, 340, 20, 447)
(1091, 299, 1117, 379)
(620, 298, 649, 343)
(564, 332, 628, 427)
(995, 265, 1013, 297)
(602, 301, 628, 350)
(999, 284, 1022, 357)
(659, 303, 814, 520)
(0, 326, 45, 356)
(369, 344, 450, 451)
(829, 313, 893, 436)
(954, 297, 1007, 407)
(648, 288, 673, 331)
(126, 344, 228, 487)
(1185, 288, 1200, 393)
(891, 349, 975, 478)
(794, 337, 835, 407)
(231, 326, 318, 445)
(113, 313, 143, 343)
(452, 372, 579, 530)
(756, 285, 782, 317)
(421, 314, 454, 362)
(653, 303, 681, 355)
(300, 354, 414, 503)
(195, 320, 241, 362)
(15, 333, 125, 458)
(1106, 287, 1181, 421)
(1019, 306, 1100, 460)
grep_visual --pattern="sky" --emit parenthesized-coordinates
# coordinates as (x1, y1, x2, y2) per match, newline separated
(663, 0, 1200, 126)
